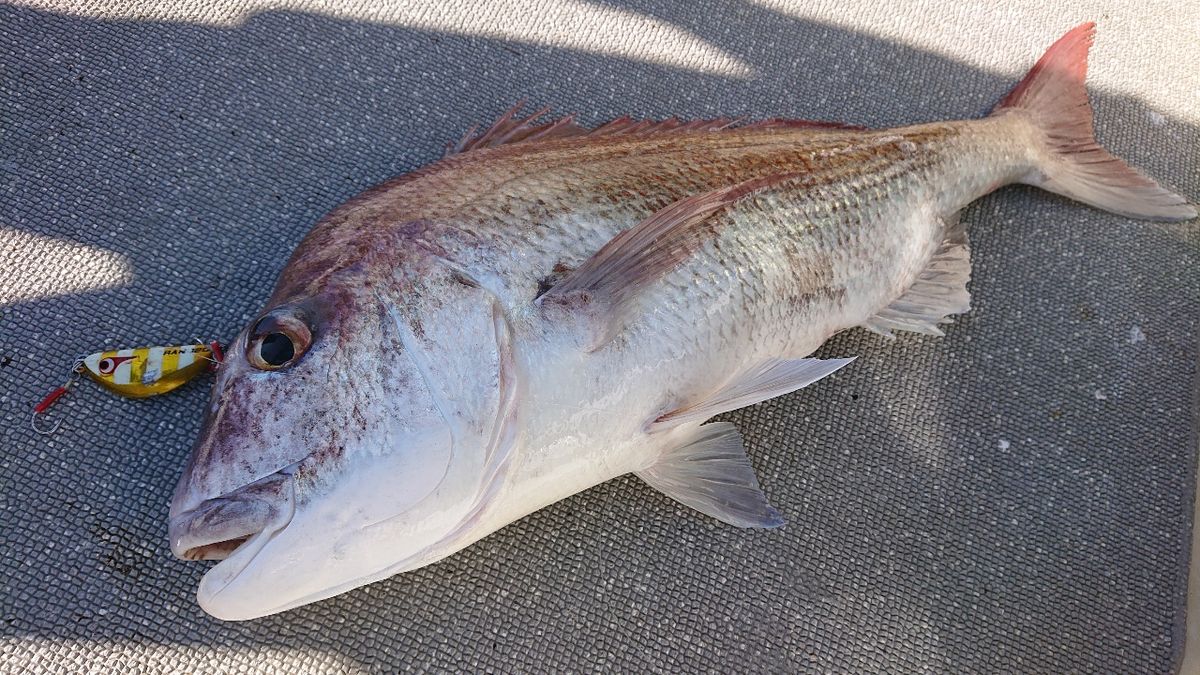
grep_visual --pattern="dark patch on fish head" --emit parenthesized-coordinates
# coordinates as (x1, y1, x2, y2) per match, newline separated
(169, 277, 432, 515)
(171, 214, 530, 618)
(170, 293, 348, 518)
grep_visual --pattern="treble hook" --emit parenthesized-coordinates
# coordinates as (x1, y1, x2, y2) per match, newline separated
(209, 340, 224, 366)
(31, 361, 83, 435)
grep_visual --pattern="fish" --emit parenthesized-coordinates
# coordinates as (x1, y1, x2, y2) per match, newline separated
(167, 23, 1195, 620)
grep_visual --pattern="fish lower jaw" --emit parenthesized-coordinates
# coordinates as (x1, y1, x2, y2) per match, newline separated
(195, 523, 290, 620)
(209, 533, 477, 621)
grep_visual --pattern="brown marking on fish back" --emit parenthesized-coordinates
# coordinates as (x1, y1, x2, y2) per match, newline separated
(267, 120, 968, 313)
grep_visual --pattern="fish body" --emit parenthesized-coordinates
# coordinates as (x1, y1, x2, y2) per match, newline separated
(167, 24, 1195, 620)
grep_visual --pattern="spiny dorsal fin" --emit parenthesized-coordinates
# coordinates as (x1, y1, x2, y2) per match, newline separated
(649, 356, 856, 432)
(445, 102, 590, 156)
(539, 173, 802, 349)
(589, 116, 866, 137)
(636, 422, 784, 528)
(586, 115, 739, 137)
(862, 213, 971, 338)
(446, 103, 869, 156)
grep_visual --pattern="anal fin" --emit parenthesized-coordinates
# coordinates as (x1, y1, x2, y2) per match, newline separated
(637, 422, 783, 528)
(863, 213, 971, 337)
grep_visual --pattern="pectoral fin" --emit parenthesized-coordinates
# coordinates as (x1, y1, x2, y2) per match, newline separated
(637, 422, 784, 528)
(649, 356, 855, 432)
(539, 173, 802, 349)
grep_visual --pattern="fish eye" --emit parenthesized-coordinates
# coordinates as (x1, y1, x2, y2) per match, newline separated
(246, 310, 312, 371)
(258, 333, 295, 366)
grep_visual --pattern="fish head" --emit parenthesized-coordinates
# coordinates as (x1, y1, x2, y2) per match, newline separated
(169, 250, 518, 620)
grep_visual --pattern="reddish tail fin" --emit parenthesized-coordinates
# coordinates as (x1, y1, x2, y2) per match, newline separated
(992, 23, 1195, 221)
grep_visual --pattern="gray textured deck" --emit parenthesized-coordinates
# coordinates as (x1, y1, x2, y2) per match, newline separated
(2, 1, 1197, 672)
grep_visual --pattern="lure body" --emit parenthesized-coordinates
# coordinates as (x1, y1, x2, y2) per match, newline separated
(33, 342, 221, 435)
(81, 344, 215, 398)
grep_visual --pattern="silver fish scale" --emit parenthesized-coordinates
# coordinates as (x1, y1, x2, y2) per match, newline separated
(645, 121, 1022, 374)
(372, 117, 1028, 482)
(463, 119, 1020, 376)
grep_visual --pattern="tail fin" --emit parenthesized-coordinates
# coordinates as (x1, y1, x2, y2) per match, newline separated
(992, 23, 1196, 221)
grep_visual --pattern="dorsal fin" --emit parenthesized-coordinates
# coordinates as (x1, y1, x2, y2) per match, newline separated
(586, 114, 740, 137)
(445, 103, 869, 156)
(538, 172, 802, 348)
(445, 102, 590, 156)
(862, 213, 971, 337)
(648, 356, 856, 432)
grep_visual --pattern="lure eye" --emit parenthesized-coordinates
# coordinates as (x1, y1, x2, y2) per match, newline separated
(96, 355, 133, 375)
(246, 310, 312, 371)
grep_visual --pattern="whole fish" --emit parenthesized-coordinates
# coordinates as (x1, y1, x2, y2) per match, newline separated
(168, 24, 1195, 620)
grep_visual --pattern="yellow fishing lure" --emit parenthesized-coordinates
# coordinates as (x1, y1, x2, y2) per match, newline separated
(80, 343, 216, 397)
(33, 340, 223, 433)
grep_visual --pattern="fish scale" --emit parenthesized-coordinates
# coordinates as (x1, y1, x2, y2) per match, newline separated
(465, 129, 949, 289)
(502, 124, 1015, 494)
(166, 24, 1196, 620)
(423, 122, 986, 347)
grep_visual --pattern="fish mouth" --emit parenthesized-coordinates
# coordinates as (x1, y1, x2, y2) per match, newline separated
(169, 466, 297, 562)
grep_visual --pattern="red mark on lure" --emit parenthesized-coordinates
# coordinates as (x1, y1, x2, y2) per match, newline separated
(32, 370, 80, 435)
(96, 354, 135, 375)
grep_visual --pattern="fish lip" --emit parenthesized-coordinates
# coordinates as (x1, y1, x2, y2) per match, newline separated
(168, 464, 298, 562)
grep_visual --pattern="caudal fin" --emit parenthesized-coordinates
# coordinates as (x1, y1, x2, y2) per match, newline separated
(992, 23, 1196, 221)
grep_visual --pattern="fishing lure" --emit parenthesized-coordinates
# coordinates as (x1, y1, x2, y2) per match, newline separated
(33, 341, 223, 434)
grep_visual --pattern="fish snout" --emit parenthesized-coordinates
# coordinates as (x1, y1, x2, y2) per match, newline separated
(169, 468, 296, 561)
